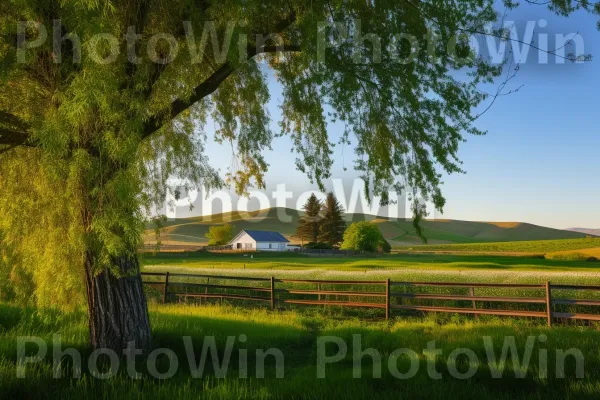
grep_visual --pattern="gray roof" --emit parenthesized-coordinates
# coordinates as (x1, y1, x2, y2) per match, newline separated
(242, 230, 290, 243)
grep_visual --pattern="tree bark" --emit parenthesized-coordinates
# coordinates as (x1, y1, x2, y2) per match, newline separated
(84, 252, 152, 352)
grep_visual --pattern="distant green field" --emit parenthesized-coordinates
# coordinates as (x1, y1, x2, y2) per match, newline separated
(401, 238, 600, 254)
(140, 251, 600, 274)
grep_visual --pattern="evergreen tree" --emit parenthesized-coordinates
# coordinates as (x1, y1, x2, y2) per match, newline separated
(318, 193, 346, 246)
(296, 194, 323, 243)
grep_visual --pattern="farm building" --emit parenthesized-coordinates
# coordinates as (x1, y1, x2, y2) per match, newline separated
(230, 230, 290, 251)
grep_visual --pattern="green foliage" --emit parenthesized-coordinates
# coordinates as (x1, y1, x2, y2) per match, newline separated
(0, 151, 85, 310)
(547, 253, 600, 262)
(0, 232, 18, 303)
(379, 238, 392, 254)
(295, 193, 323, 243)
(0, 0, 597, 310)
(205, 224, 234, 246)
(340, 221, 385, 252)
(318, 192, 346, 246)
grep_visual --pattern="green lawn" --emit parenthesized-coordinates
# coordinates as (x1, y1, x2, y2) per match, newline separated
(2, 302, 600, 399)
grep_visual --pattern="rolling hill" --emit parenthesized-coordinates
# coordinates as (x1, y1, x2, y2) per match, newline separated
(144, 207, 589, 247)
(568, 228, 600, 237)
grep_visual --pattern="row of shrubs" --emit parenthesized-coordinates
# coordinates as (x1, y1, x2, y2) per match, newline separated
(547, 253, 600, 262)
(532, 253, 600, 262)
(302, 240, 392, 253)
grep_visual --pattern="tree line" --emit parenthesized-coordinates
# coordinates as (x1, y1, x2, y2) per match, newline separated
(296, 193, 390, 253)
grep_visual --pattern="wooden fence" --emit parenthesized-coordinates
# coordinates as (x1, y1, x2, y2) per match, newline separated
(294, 249, 368, 256)
(141, 272, 600, 327)
(140, 244, 233, 253)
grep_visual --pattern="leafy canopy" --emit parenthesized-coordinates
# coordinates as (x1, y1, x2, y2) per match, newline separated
(0, 1, 597, 308)
(340, 221, 385, 253)
(205, 224, 234, 246)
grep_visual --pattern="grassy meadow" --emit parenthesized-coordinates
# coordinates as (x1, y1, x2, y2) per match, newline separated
(138, 249, 600, 329)
(3, 240, 600, 399)
(140, 250, 600, 312)
(402, 238, 600, 254)
(2, 302, 600, 399)
(398, 238, 600, 262)
(140, 249, 600, 274)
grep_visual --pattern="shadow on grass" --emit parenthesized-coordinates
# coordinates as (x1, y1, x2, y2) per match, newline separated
(2, 302, 600, 399)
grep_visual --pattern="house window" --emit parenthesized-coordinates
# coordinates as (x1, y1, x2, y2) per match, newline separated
(269, 243, 272, 249)
(245, 243, 253, 249)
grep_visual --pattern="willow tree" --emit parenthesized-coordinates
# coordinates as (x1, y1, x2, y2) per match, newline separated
(0, 1, 595, 351)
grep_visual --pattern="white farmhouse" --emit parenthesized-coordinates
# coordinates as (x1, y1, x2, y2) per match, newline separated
(230, 230, 290, 251)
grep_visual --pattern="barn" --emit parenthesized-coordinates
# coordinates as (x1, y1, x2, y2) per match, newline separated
(230, 230, 290, 251)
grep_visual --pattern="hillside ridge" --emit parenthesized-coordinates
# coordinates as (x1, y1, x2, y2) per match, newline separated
(568, 228, 600, 236)
(145, 207, 588, 246)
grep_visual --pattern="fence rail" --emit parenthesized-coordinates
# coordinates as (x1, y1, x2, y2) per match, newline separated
(141, 272, 600, 326)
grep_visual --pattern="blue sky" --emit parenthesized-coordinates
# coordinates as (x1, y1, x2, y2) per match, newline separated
(195, 5, 599, 230)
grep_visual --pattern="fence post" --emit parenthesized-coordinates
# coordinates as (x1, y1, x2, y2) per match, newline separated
(470, 287, 478, 318)
(270, 276, 275, 311)
(318, 283, 321, 302)
(385, 279, 390, 321)
(200, 277, 209, 305)
(545, 281, 553, 328)
(163, 272, 170, 303)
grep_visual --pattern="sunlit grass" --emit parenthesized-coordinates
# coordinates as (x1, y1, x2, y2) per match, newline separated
(3, 247, 600, 399)
(1, 302, 600, 399)
(141, 250, 600, 274)
(403, 238, 600, 254)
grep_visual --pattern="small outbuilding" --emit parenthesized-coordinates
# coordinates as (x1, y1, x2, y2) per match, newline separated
(230, 230, 290, 251)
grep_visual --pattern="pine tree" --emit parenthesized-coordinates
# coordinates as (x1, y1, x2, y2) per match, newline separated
(295, 194, 323, 243)
(318, 193, 346, 246)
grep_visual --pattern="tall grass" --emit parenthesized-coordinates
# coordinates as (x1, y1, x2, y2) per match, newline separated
(1, 302, 600, 399)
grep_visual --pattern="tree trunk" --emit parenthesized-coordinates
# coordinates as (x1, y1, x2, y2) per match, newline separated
(84, 252, 152, 352)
